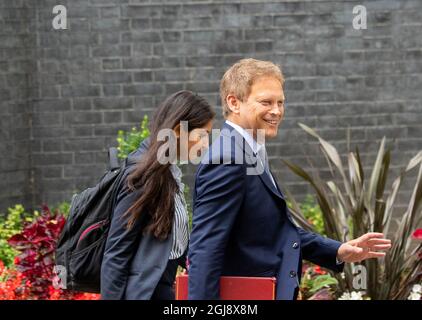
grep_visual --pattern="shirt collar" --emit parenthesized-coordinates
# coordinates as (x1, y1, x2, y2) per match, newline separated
(225, 120, 264, 154)
(170, 164, 183, 183)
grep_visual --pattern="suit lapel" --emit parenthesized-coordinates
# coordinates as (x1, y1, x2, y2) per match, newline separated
(269, 169, 285, 198)
(257, 168, 285, 201)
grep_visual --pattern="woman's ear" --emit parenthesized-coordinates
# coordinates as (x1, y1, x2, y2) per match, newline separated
(173, 123, 181, 138)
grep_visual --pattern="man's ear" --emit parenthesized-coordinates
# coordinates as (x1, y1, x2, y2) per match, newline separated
(226, 94, 241, 114)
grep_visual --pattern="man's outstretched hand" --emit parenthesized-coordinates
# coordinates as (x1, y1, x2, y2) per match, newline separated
(337, 232, 392, 263)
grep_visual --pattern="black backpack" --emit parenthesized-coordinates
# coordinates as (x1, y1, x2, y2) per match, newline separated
(55, 147, 137, 293)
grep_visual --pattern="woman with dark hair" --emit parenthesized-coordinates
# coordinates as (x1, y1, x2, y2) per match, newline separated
(101, 90, 215, 300)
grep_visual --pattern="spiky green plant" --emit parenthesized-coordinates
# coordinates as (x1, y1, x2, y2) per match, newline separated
(283, 123, 422, 300)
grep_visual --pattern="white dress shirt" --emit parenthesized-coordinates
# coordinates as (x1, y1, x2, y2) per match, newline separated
(169, 164, 189, 260)
(225, 120, 276, 187)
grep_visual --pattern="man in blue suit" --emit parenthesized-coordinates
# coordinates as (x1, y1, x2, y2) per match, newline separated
(187, 58, 391, 300)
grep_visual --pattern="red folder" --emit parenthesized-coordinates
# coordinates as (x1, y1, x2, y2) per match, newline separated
(175, 274, 276, 300)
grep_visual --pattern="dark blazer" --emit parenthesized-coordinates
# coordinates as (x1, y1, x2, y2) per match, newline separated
(100, 139, 185, 300)
(187, 123, 344, 300)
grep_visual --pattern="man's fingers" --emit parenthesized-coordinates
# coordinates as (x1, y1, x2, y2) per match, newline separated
(362, 232, 385, 241)
(371, 244, 392, 251)
(368, 238, 391, 245)
(368, 251, 386, 258)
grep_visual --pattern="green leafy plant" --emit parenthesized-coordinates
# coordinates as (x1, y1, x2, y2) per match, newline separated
(309, 274, 339, 294)
(116, 115, 150, 160)
(288, 195, 326, 236)
(0, 205, 100, 300)
(299, 263, 339, 300)
(0, 205, 39, 267)
(284, 123, 422, 300)
(51, 201, 71, 218)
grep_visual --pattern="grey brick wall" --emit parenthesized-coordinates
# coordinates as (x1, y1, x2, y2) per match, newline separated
(0, 0, 421, 214)
(0, 0, 36, 211)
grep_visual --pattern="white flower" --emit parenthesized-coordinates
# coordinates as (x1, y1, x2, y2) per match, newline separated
(408, 292, 421, 300)
(338, 291, 364, 300)
(407, 284, 422, 300)
(338, 292, 351, 300)
(411, 284, 421, 293)
(351, 291, 364, 300)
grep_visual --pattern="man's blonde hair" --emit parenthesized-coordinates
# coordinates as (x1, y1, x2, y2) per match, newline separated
(220, 58, 284, 117)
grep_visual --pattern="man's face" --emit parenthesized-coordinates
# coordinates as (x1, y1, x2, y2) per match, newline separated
(238, 76, 285, 139)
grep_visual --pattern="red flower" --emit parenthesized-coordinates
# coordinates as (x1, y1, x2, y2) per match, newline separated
(0, 264, 31, 300)
(314, 265, 327, 275)
(72, 293, 101, 300)
(412, 229, 422, 240)
(3, 205, 102, 300)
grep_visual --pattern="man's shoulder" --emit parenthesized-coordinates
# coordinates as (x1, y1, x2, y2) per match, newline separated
(200, 127, 249, 166)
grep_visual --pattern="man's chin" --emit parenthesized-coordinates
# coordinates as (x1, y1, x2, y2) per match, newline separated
(263, 129, 278, 139)
(259, 123, 279, 138)
(265, 132, 277, 139)
(255, 125, 278, 140)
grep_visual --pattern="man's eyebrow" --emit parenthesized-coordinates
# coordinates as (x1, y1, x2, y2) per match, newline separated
(256, 93, 281, 99)
(264, 97, 284, 102)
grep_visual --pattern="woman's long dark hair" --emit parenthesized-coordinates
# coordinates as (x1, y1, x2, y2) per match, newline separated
(123, 90, 215, 240)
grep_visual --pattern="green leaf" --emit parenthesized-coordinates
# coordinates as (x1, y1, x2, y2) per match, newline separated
(309, 275, 339, 293)
(283, 188, 315, 232)
(116, 114, 150, 159)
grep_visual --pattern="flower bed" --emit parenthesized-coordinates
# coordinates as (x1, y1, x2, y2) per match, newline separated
(0, 204, 100, 300)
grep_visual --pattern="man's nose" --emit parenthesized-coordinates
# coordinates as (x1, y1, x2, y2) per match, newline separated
(270, 104, 282, 117)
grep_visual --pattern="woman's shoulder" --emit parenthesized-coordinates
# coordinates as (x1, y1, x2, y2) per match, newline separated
(115, 167, 140, 203)
(116, 144, 144, 192)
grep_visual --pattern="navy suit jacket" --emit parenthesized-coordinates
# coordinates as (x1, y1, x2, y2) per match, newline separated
(188, 123, 344, 300)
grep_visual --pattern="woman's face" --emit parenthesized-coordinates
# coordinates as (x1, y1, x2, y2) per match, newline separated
(186, 120, 213, 162)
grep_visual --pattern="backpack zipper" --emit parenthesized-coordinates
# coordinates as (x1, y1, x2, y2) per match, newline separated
(77, 220, 108, 245)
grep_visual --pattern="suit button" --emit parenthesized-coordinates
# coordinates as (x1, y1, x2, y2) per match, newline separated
(289, 271, 297, 278)
(292, 242, 299, 249)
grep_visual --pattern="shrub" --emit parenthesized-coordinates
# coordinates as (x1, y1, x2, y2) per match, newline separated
(288, 195, 325, 236)
(51, 201, 71, 218)
(5, 204, 100, 300)
(116, 114, 150, 160)
(299, 263, 338, 300)
(0, 260, 31, 300)
(284, 123, 422, 300)
(0, 205, 39, 268)
(7, 204, 66, 299)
